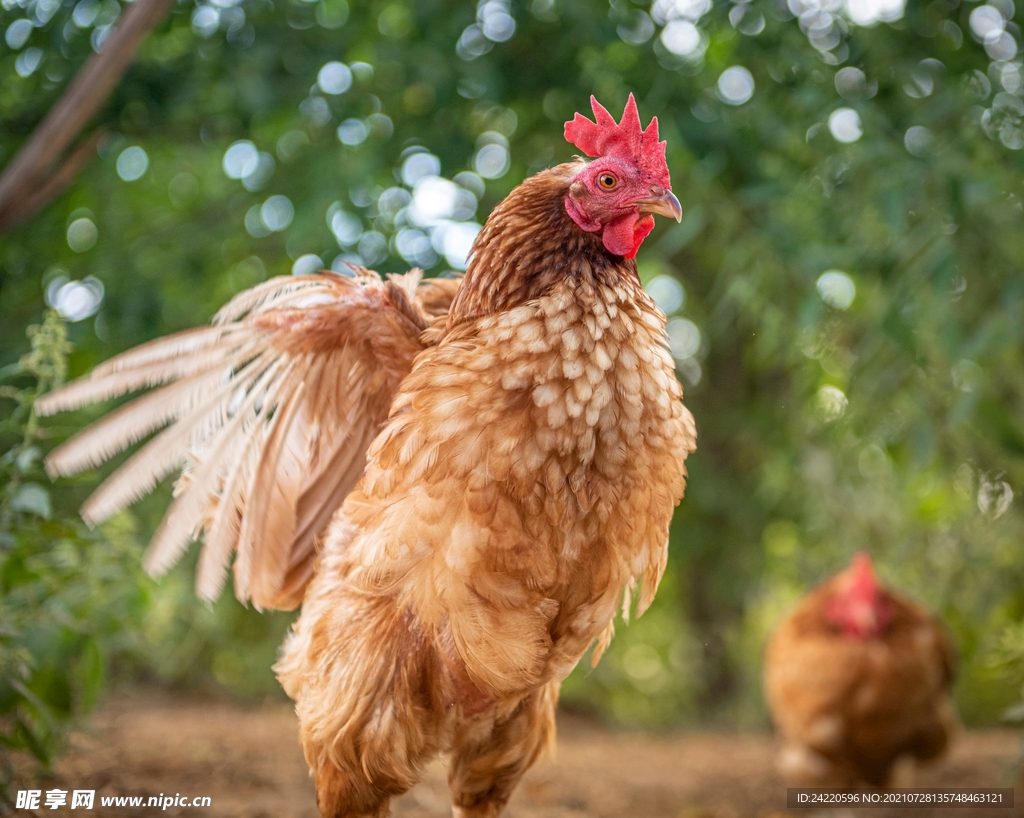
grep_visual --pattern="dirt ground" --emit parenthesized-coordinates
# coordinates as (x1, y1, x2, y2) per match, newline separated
(14, 689, 1023, 818)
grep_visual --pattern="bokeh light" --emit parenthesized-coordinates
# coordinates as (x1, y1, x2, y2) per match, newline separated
(115, 146, 148, 182)
(66, 218, 97, 252)
(828, 107, 863, 142)
(660, 20, 705, 58)
(260, 195, 294, 232)
(337, 119, 368, 145)
(317, 61, 352, 95)
(666, 317, 701, 360)
(835, 66, 870, 99)
(14, 47, 42, 77)
(646, 275, 686, 315)
(401, 152, 441, 186)
(904, 125, 934, 157)
(816, 385, 849, 420)
(328, 205, 362, 246)
(816, 270, 856, 310)
(222, 141, 259, 180)
(5, 19, 33, 49)
(717, 66, 755, 105)
(845, 0, 905, 26)
(45, 275, 104, 321)
(473, 134, 510, 179)
(291, 254, 323, 276)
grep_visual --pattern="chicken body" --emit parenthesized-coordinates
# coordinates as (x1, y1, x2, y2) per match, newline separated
(275, 165, 695, 817)
(764, 555, 956, 788)
(38, 97, 694, 817)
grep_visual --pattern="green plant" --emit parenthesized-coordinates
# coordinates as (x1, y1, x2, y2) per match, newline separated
(0, 312, 148, 804)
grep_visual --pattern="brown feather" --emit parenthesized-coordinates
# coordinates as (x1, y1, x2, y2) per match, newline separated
(35, 332, 244, 418)
(44, 365, 226, 477)
(80, 350, 276, 526)
(194, 392, 281, 601)
(143, 355, 290, 580)
(239, 376, 306, 609)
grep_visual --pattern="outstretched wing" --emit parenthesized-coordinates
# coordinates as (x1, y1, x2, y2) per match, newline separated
(37, 269, 461, 610)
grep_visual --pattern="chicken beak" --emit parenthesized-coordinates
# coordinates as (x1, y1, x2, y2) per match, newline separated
(635, 188, 683, 222)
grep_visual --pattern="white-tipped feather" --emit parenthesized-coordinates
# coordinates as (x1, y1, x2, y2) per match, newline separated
(213, 275, 324, 324)
(387, 268, 423, 302)
(35, 337, 248, 417)
(189, 360, 303, 598)
(213, 274, 371, 324)
(142, 356, 290, 579)
(79, 352, 276, 525)
(195, 360, 314, 601)
(45, 365, 233, 478)
(89, 326, 241, 379)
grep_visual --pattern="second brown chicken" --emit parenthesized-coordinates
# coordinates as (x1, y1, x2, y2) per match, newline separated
(764, 552, 957, 787)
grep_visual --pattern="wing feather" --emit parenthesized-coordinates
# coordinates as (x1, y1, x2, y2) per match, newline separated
(141, 355, 290, 579)
(42, 270, 461, 609)
(44, 366, 225, 477)
(236, 375, 307, 607)
(43, 339, 262, 477)
(35, 333, 244, 416)
(193, 377, 286, 601)
(77, 350, 277, 526)
(211, 274, 343, 324)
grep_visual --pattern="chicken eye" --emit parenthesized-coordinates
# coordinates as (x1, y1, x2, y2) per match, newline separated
(598, 174, 617, 190)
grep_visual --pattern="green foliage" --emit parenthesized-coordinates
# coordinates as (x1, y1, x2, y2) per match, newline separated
(0, 315, 290, 800)
(0, 314, 147, 800)
(121, 544, 293, 699)
(2, 0, 1024, 733)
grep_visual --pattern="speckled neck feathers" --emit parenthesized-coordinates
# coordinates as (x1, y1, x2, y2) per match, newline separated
(448, 163, 637, 327)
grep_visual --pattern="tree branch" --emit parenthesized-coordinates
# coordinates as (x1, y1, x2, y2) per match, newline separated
(0, 0, 177, 233)
(0, 130, 106, 233)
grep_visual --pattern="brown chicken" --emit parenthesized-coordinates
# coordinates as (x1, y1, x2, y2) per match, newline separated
(38, 95, 696, 817)
(764, 552, 957, 788)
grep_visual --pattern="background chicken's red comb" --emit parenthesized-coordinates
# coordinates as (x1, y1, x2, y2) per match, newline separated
(848, 551, 881, 592)
(564, 93, 670, 187)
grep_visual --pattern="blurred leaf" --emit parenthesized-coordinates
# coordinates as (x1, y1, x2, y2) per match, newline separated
(10, 484, 51, 519)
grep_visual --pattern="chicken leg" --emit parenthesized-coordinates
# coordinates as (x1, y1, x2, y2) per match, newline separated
(448, 683, 559, 818)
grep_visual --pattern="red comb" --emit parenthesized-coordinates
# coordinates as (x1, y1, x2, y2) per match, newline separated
(849, 551, 880, 591)
(564, 93, 670, 187)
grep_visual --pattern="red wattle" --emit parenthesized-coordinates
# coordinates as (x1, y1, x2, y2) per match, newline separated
(565, 196, 657, 259)
(626, 215, 655, 259)
(602, 213, 655, 258)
